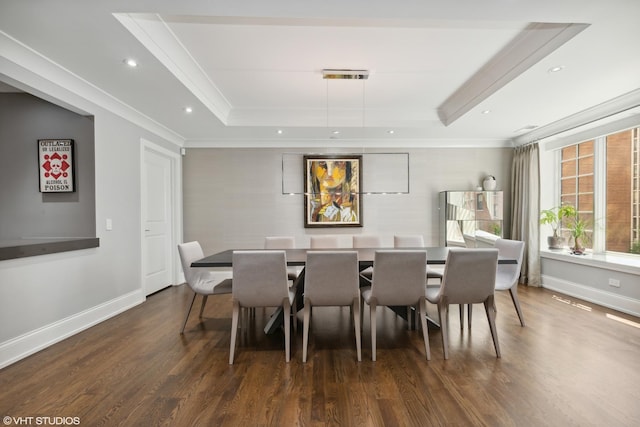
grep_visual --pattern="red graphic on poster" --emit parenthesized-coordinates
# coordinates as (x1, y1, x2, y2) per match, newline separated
(41, 152, 70, 180)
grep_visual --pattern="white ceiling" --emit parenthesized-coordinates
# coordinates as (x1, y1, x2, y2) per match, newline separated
(1, 0, 639, 147)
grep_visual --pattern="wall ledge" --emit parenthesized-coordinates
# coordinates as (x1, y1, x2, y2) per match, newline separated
(540, 248, 640, 276)
(0, 237, 99, 261)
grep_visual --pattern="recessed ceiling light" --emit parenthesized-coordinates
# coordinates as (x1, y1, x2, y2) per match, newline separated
(387, 130, 395, 134)
(548, 65, 565, 73)
(481, 110, 491, 115)
(123, 58, 138, 68)
(277, 129, 283, 134)
(184, 106, 193, 113)
(332, 130, 340, 134)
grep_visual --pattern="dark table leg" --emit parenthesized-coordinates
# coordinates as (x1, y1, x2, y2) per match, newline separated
(264, 268, 441, 334)
(388, 306, 441, 329)
(264, 268, 306, 335)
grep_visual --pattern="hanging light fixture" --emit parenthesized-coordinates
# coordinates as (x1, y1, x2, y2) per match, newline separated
(322, 69, 369, 134)
(322, 69, 369, 80)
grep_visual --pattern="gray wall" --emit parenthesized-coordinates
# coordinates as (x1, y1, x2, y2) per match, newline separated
(183, 147, 513, 255)
(0, 93, 95, 239)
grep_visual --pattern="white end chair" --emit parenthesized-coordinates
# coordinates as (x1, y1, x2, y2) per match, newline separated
(177, 241, 232, 334)
(360, 250, 430, 361)
(494, 238, 526, 326)
(302, 251, 362, 362)
(426, 248, 500, 359)
(229, 250, 296, 364)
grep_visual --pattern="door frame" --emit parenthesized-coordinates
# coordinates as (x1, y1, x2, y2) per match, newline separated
(140, 139, 183, 293)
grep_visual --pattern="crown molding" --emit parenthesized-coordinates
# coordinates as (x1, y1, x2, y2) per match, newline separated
(114, 13, 232, 125)
(514, 88, 640, 147)
(184, 137, 514, 149)
(438, 22, 589, 127)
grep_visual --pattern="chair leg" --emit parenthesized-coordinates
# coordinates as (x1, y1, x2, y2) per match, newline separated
(199, 295, 208, 317)
(292, 296, 298, 333)
(370, 302, 377, 361)
(439, 303, 450, 360)
(459, 304, 464, 329)
(407, 306, 413, 330)
(419, 298, 431, 360)
(180, 292, 197, 334)
(509, 286, 526, 327)
(302, 299, 311, 363)
(485, 296, 501, 358)
(353, 297, 362, 362)
(283, 301, 291, 363)
(360, 296, 364, 331)
(241, 306, 249, 337)
(229, 301, 240, 364)
(468, 304, 473, 329)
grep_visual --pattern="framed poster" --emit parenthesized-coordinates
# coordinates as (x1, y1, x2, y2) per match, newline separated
(38, 139, 75, 192)
(304, 155, 362, 227)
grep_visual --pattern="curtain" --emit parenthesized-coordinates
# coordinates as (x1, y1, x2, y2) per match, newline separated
(510, 143, 540, 286)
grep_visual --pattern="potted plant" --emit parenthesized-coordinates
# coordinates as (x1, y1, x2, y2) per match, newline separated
(540, 205, 576, 249)
(567, 214, 592, 255)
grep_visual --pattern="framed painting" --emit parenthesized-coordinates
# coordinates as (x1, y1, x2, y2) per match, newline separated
(38, 139, 75, 193)
(304, 155, 362, 228)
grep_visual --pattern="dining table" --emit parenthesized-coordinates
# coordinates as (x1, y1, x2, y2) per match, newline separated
(192, 246, 517, 334)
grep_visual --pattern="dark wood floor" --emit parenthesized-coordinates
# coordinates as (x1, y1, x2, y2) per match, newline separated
(1, 284, 639, 426)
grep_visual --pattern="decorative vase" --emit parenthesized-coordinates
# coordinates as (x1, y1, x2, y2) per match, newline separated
(483, 175, 497, 191)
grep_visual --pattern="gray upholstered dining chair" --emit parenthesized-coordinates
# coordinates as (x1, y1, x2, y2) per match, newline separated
(352, 235, 383, 248)
(264, 236, 301, 282)
(353, 235, 384, 279)
(177, 241, 232, 334)
(264, 236, 296, 249)
(302, 251, 362, 362)
(426, 248, 500, 359)
(393, 234, 445, 283)
(309, 235, 343, 248)
(229, 250, 296, 364)
(360, 250, 430, 361)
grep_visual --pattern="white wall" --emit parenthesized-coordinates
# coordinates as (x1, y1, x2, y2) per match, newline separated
(0, 43, 180, 368)
(183, 147, 513, 254)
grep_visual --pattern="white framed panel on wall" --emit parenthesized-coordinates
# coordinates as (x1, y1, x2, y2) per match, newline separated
(282, 152, 409, 195)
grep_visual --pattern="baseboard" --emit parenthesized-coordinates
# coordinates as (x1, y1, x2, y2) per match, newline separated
(0, 290, 144, 369)
(542, 275, 640, 317)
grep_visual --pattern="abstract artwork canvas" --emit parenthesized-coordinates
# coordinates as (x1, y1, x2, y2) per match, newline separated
(304, 155, 362, 227)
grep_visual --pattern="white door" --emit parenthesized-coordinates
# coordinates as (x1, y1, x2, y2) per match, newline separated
(142, 146, 173, 295)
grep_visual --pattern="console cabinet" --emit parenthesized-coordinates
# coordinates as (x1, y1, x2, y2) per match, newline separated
(439, 191, 503, 247)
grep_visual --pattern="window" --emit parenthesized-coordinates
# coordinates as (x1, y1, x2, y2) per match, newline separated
(559, 127, 640, 254)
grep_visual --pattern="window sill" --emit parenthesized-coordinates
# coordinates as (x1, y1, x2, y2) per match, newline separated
(540, 248, 640, 276)
(0, 237, 100, 261)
